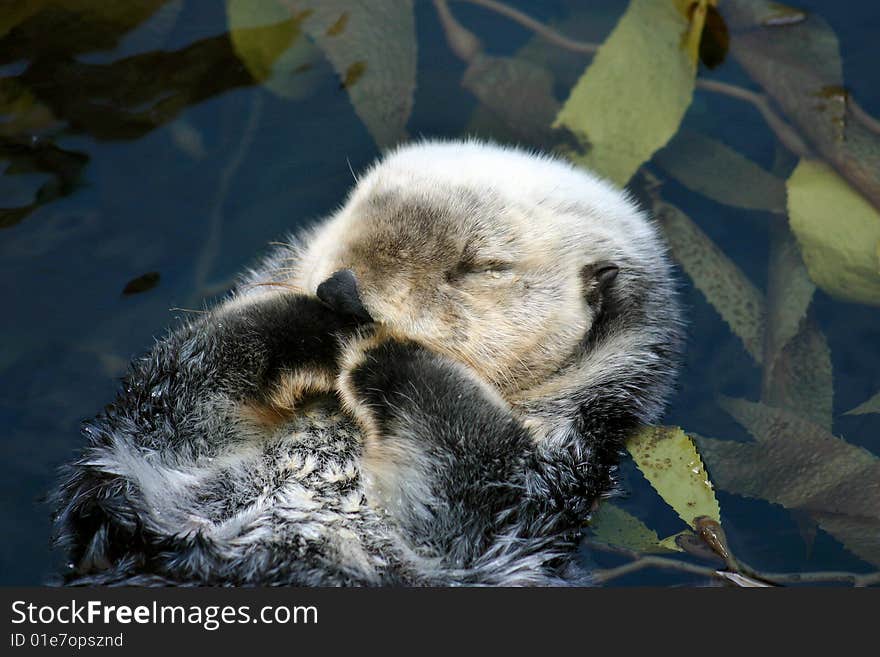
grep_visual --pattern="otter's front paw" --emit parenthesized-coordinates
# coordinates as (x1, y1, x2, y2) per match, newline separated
(336, 332, 429, 437)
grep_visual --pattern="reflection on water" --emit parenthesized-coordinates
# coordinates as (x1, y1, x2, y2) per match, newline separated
(2, 0, 879, 585)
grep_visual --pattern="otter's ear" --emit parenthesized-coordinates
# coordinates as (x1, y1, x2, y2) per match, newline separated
(582, 261, 619, 291)
(593, 261, 619, 290)
(582, 261, 619, 308)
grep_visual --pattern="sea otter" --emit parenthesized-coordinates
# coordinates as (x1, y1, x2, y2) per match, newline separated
(52, 140, 683, 585)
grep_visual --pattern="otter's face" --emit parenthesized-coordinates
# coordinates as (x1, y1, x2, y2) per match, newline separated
(301, 186, 617, 393)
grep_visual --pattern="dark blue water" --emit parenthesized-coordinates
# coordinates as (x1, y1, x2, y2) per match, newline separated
(2, 0, 878, 585)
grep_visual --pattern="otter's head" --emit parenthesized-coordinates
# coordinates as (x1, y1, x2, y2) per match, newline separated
(298, 175, 626, 395)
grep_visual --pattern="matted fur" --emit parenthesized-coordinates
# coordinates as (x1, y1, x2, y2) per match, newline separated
(52, 140, 683, 586)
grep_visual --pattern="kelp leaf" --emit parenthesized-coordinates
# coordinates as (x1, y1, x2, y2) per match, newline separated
(704, 400, 879, 514)
(461, 54, 576, 151)
(281, 0, 416, 147)
(726, 0, 880, 213)
(655, 200, 766, 361)
(554, 0, 697, 185)
(588, 503, 669, 553)
(810, 513, 880, 568)
(846, 391, 880, 416)
(762, 317, 833, 430)
(654, 130, 787, 213)
(787, 158, 880, 306)
(761, 228, 831, 429)
(697, 402, 880, 567)
(227, 0, 320, 100)
(626, 426, 721, 528)
(763, 228, 816, 367)
(657, 532, 688, 553)
(0, 1, 172, 57)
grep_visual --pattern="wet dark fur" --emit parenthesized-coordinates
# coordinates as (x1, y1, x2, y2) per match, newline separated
(51, 146, 683, 586)
(52, 262, 677, 585)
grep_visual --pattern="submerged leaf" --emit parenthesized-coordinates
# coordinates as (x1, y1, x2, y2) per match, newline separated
(787, 158, 880, 306)
(626, 426, 721, 528)
(280, 0, 416, 147)
(227, 0, 320, 100)
(762, 317, 833, 430)
(0, 0, 173, 59)
(846, 391, 880, 416)
(654, 130, 787, 213)
(810, 513, 880, 568)
(588, 503, 667, 553)
(554, 0, 697, 185)
(761, 227, 832, 429)
(462, 54, 578, 151)
(696, 400, 880, 565)
(655, 200, 765, 361)
(726, 0, 880, 214)
(763, 228, 816, 367)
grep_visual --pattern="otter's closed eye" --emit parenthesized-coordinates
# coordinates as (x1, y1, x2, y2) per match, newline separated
(466, 261, 513, 274)
(446, 260, 513, 283)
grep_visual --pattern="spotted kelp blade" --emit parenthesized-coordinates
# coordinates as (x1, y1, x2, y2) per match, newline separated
(626, 426, 721, 529)
(655, 200, 766, 362)
(588, 503, 670, 554)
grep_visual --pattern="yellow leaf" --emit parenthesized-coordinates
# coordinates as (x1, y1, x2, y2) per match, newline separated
(787, 159, 880, 306)
(554, 0, 697, 185)
(681, 1, 708, 66)
(589, 503, 670, 553)
(626, 426, 721, 528)
(657, 532, 687, 552)
(227, 0, 319, 100)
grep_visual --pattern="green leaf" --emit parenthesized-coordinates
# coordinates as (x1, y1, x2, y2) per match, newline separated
(227, 0, 415, 146)
(655, 200, 765, 362)
(726, 0, 880, 213)
(846, 391, 880, 416)
(626, 426, 721, 528)
(657, 532, 687, 553)
(787, 158, 880, 306)
(588, 503, 668, 553)
(227, 0, 320, 101)
(654, 130, 787, 213)
(554, 0, 697, 185)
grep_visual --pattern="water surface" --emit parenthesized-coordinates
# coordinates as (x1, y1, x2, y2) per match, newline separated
(2, 0, 879, 585)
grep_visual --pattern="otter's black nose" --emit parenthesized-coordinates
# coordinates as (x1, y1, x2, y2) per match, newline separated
(316, 269, 372, 322)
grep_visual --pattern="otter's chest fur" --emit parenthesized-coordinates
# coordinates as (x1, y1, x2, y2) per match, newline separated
(103, 397, 426, 585)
